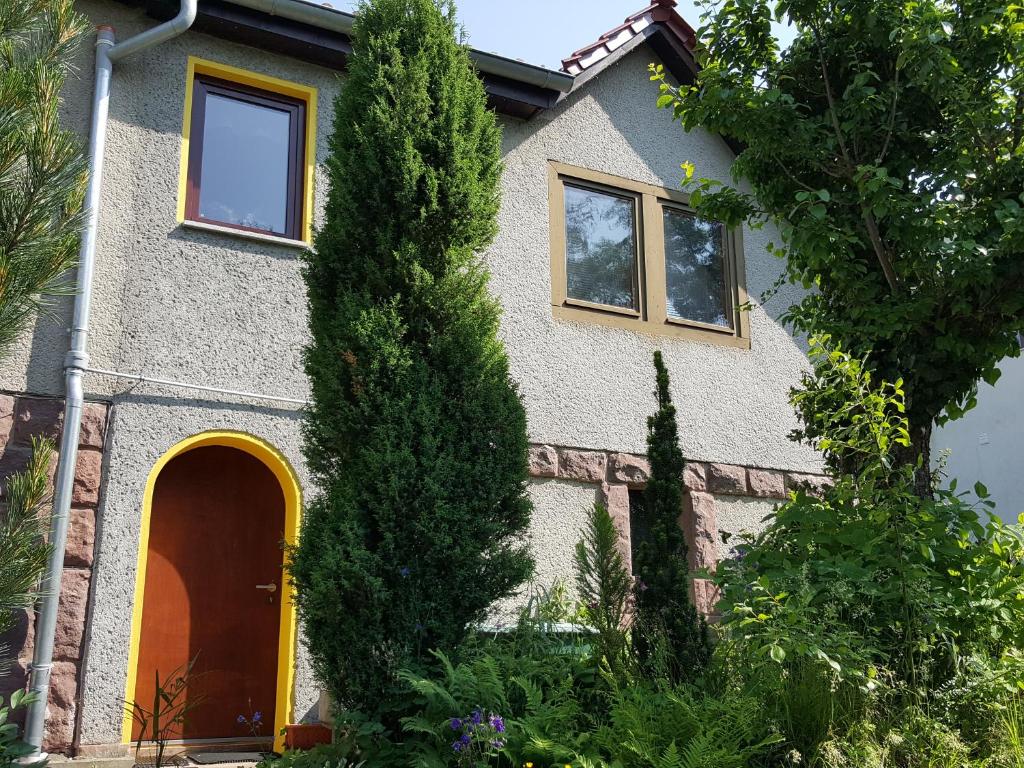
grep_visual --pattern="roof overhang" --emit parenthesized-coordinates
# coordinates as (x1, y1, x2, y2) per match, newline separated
(132, 0, 572, 119)
(122, 0, 707, 123)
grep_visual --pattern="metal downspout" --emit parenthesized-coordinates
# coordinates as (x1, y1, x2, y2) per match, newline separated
(22, 1, 197, 759)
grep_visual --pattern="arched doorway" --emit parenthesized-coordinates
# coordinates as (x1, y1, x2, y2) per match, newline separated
(123, 432, 300, 752)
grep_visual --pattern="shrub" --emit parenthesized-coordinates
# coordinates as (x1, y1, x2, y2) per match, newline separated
(1, 438, 55, 653)
(632, 351, 709, 681)
(292, 0, 533, 722)
(0, 690, 38, 768)
(714, 338, 1024, 714)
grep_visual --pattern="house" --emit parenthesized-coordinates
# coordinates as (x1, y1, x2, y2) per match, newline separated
(0, 0, 826, 758)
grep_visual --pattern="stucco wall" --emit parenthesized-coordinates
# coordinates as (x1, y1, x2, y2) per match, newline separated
(932, 352, 1024, 524)
(494, 49, 819, 473)
(10, 0, 823, 748)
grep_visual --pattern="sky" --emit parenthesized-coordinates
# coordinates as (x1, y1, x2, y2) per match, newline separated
(332, 1, 795, 72)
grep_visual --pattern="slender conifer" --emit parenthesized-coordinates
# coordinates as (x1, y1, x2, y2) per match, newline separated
(291, 0, 533, 720)
(633, 351, 710, 680)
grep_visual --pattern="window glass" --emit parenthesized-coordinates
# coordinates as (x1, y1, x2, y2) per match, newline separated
(663, 208, 730, 328)
(198, 93, 292, 235)
(564, 185, 638, 310)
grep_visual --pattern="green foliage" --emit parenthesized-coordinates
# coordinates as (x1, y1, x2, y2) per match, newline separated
(122, 655, 205, 768)
(0, 0, 87, 356)
(292, 0, 533, 721)
(0, 438, 54, 648)
(574, 504, 634, 682)
(715, 339, 1024, 695)
(632, 351, 709, 681)
(592, 684, 781, 768)
(0, 690, 39, 768)
(652, 0, 1024, 474)
(256, 743, 364, 768)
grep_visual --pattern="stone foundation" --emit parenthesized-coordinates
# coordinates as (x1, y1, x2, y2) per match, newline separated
(0, 392, 109, 754)
(527, 443, 828, 617)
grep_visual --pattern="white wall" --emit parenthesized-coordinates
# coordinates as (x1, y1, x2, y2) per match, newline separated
(932, 352, 1024, 524)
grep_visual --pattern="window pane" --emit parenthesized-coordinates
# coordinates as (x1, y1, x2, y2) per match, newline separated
(564, 185, 638, 310)
(663, 208, 730, 327)
(199, 92, 292, 235)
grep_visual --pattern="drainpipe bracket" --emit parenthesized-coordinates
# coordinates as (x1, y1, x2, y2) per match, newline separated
(64, 349, 90, 370)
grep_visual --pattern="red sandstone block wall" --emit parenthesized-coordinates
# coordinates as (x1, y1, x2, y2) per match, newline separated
(0, 393, 109, 754)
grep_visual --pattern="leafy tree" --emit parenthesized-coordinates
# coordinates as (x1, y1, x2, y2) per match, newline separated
(632, 352, 710, 681)
(291, 0, 533, 722)
(652, 0, 1024, 493)
(1, 0, 88, 356)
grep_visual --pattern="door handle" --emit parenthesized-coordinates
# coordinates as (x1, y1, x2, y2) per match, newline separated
(255, 583, 278, 593)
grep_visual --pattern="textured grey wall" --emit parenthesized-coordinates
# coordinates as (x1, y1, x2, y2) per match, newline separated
(15, 0, 822, 747)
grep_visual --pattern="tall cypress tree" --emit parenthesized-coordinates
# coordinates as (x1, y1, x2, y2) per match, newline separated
(633, 352, 710, 680)
(291, 0, 533, 720)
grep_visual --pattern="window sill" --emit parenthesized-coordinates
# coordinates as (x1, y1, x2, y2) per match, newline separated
(179, 219, 311, 250)
(552, 304, 751, 350)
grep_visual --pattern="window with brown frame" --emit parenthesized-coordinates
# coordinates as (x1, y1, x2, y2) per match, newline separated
(548, 162, 750, 348)
(185, 74, 307, 240)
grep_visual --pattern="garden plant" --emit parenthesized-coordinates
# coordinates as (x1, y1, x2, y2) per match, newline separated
(291, 0, 533, 726)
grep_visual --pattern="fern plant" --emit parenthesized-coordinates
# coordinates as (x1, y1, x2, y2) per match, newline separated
(596, 684, 781, 768)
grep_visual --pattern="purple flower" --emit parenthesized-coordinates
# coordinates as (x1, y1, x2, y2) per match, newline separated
(489, 714, 505, 733)
(459, 733, 471, 746)
(399, 566, 411, 578)
(470, 707, 483, 725)
(452, 741, 463, 753)
(253, 711, 262, 722)
(450, 718, 463, 731)
(237, 715, 246, 724)
(491, 739, 505, 749)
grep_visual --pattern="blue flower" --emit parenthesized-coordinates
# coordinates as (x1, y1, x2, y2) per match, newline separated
(491, 739, 505, 749)
(451, 741, 463, 753)
(489, 714, 505, 733)
(450, 718, 463, 731)
(253, 711, 262, 722)
(237, 715, 246, 724)
(399, 566, 411, 578)
(459, 733, 471, 746)
(470, 707, 483, 725)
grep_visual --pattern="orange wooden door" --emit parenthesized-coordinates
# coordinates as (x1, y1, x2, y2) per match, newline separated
(134, 446, 285, 742)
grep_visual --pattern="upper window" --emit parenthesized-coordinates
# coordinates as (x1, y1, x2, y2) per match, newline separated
(549, 162, 748, 347)
(178, 59, 317, 244)
(564, 184, 640, 313)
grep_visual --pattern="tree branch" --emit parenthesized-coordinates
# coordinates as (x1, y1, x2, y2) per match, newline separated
(877, 66, 900, 165)
(812, 19, 899, 293)
(860, 206, 899, 291)
(1012, 87, 1023, 152)
(811, 21, 855, 170)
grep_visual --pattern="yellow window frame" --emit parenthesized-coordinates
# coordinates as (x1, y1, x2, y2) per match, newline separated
(177, 56, 318, 244)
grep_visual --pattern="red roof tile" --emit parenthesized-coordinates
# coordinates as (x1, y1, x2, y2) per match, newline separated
(560, 0, 697, 76)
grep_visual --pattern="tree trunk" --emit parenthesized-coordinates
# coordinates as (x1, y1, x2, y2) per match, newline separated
(899, 421, 934, 499)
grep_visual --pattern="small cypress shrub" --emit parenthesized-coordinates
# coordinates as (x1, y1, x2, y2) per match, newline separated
(632, 351, 710, 680)
(291, 0, 534, 721)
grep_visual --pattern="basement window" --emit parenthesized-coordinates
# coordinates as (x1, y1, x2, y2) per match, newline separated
(548, 162, 749, 347)
(178, 58, 317, 244)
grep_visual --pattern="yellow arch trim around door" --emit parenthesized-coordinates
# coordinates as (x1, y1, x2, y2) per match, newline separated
(122, 430, 302, 753)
